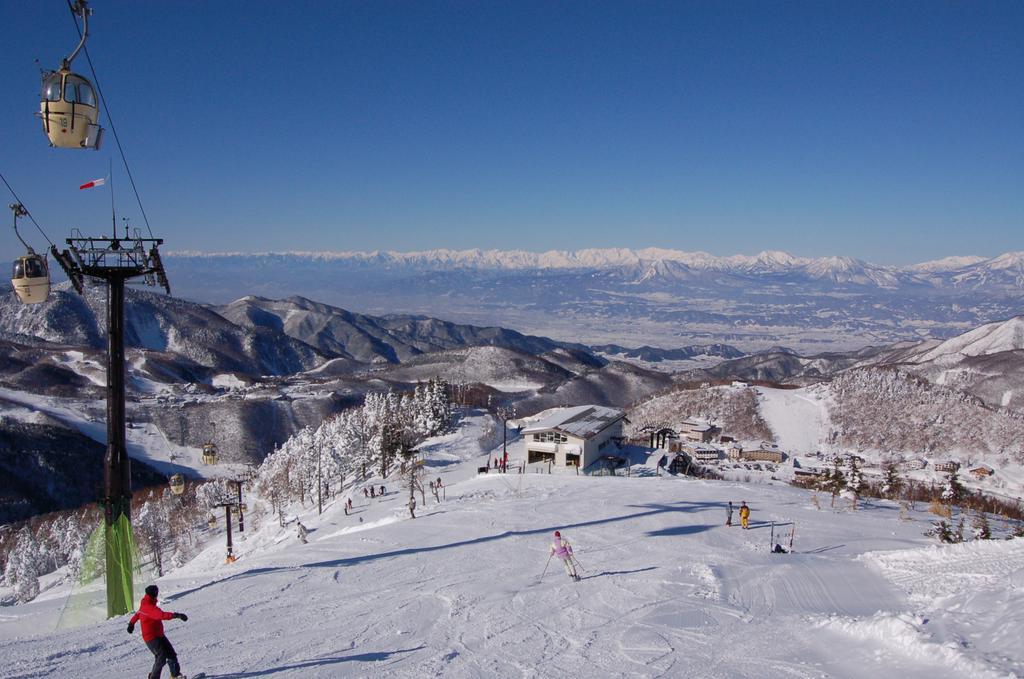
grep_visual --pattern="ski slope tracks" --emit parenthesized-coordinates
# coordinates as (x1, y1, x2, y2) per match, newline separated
(1, 416, 1022, 678)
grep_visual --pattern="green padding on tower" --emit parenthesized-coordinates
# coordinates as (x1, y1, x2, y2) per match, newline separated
(105, 514, 136, 618)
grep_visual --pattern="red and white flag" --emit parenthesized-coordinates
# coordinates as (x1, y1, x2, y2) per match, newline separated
(79, 177, 107, 190)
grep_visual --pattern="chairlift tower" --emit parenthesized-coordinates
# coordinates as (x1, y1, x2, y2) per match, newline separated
(51, 229, 170, 618)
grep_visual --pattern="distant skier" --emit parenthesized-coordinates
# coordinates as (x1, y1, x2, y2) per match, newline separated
(551, 530, 580, 581)
(127, 584, 189, 679)
(408, 496, 417, 519)
(297, 521, 308, 543)
(726, 501, 733, 527)
(739, 501, 750, 529)
(370, 486, 376, 498)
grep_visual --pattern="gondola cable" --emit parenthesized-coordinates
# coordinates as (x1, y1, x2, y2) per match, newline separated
(0, 171, 54, 247)
(67, 3, 155, 240)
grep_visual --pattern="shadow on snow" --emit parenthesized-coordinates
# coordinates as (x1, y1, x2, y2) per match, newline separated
(198, 646, 425, 678)
(171, 500, 725, 601)
(579, 566, 658, 581)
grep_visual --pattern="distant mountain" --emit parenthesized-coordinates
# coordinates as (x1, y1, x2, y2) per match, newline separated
(951, 252, 1024, 289)
(911, 316, 1024, 363)
(161, 249, 1024, 352)
(592, 344, 744, 363)
(517, 360, 675, 414)
(373, 345, 575, 392)
(0, 283, 326, 378)
(216, 296, 583, 365)
(679, 316, 1024, 413)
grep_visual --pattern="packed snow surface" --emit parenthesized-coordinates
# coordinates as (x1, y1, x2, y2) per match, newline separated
(757, 386, 828, 455)
(2, 423, 1022, 678)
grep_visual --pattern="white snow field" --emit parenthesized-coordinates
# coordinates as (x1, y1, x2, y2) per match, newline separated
(757, 386, 829, 456)
(2, 426, 1023, 678)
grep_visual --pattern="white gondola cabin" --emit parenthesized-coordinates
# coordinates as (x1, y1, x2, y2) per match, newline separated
(39, 70, 103, 149)
(37, 0, 103, 149)
(11, 252, 50, 304)
(169, 474, 185, 495)
(9, 204, 51, 305)
(202, 442, 218, 465)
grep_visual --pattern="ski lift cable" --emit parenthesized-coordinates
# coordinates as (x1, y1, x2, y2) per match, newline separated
(68, 6, 156, 241)
(0, 171, 55, 247)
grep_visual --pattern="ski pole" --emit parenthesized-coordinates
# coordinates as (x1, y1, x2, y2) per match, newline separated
(570, 555, 585, 572)
(540, 552, 553, 581)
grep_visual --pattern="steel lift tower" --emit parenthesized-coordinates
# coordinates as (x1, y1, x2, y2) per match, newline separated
(52, 230, 170, 617)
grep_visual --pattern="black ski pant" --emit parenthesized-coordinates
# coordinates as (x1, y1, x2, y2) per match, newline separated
(145, 635, 181, 678)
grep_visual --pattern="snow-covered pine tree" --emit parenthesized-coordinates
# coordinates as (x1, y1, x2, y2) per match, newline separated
(316, 414, 355, 496)
(941, 469, 965, 507)
(847, 457, 864, 509)
(344, 404, 378, 481)
(377, 391, 406, 478)
(930, 519, 954, 544)
(971, 510, 992, 540)
(196, 479, 238, 513)
(255, 443, 292, 525)
(881, 460, 903, 500)
(136, 494, 173, 577)
(63, 509, 96, 580)
(826, 458, 846, 508)
(3, 526, 42, 603)
(426, 377, 452, 435)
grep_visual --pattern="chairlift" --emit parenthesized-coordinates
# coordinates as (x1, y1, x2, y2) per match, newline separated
(168, 473, 185, 495)
(38, 1, 104, 149)
(9, 203, 50, 304)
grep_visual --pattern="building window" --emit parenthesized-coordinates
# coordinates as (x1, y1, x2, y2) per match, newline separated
(532, 432, 568, 443)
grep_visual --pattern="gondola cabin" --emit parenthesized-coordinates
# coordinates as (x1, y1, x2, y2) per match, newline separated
(202, 442, 218, 465)
(39, 69, 103, 149)
(11, 253, 50, 304)
(168, 474, 185, 495)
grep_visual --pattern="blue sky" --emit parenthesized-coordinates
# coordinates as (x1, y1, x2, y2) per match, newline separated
(2, 1, 1021, 265)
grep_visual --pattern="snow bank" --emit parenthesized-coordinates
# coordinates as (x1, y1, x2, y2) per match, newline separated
(861, 537, 1024, 605)
(818, 612, 1007, 679)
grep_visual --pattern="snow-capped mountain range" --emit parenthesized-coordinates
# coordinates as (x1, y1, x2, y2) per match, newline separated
(158, 248, 1024, 352)
(168, 247, 1024, 284)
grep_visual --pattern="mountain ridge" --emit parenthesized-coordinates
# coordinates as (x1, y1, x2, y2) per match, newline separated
(167, 246, 1022, 278)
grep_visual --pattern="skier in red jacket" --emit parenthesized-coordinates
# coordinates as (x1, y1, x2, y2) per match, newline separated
(128, 584, 189, 679)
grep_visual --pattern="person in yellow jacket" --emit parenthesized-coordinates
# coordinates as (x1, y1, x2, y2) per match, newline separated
(739, 501, 750, 529)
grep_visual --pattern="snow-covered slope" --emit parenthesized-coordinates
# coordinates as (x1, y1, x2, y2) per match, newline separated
(757, 386, 830, 455)
(2, 422, 1022, 678)
(913, 316, 1024, 363)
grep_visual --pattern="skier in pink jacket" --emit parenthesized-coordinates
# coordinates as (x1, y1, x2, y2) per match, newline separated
(551, 531, 580, 581)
